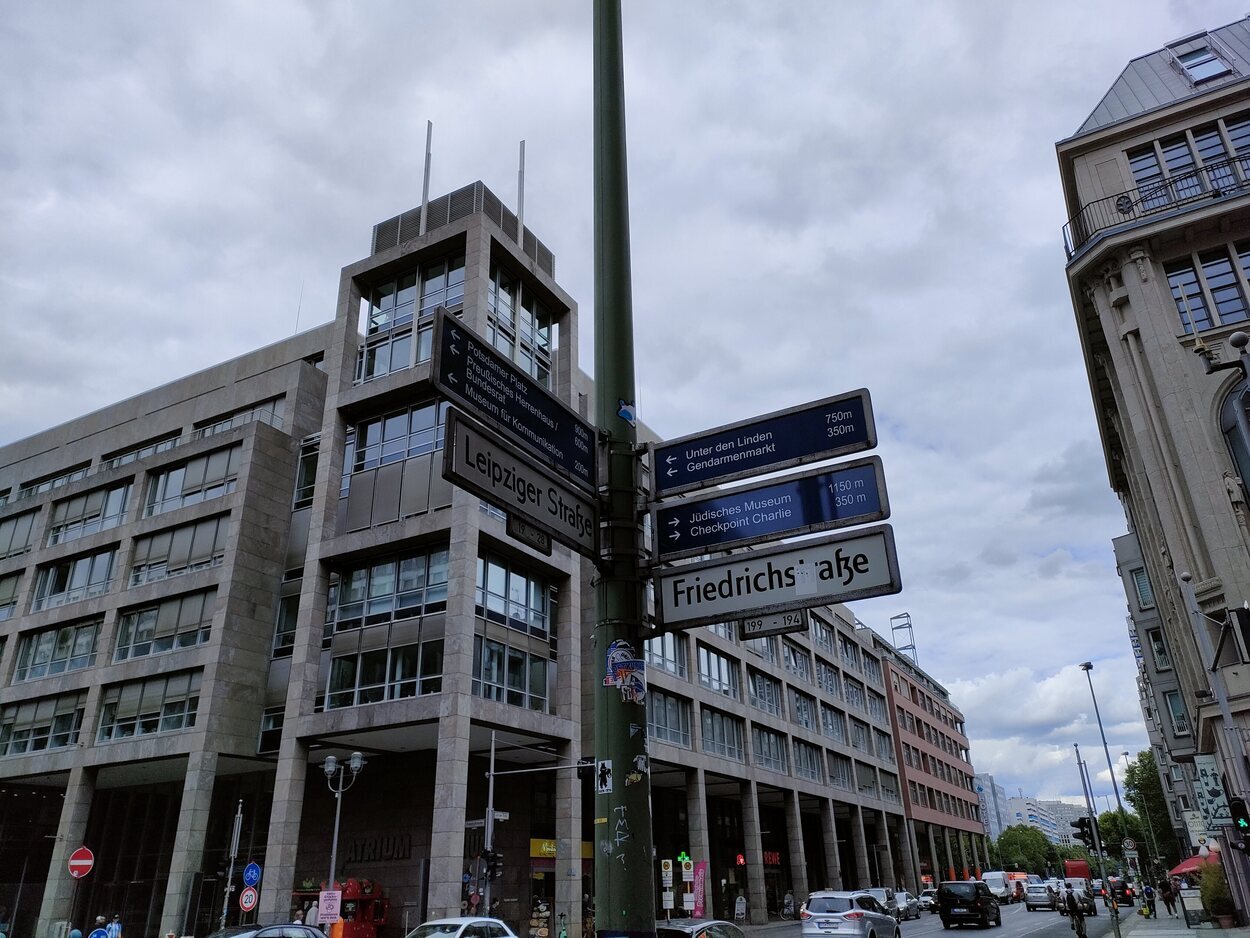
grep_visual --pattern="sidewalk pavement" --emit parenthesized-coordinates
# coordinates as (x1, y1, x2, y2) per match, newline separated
(1094, 905, 1250, 937)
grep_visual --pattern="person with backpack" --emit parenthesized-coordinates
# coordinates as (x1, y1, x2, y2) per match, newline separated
(1065, 884, 1087, 938)
(1143, 882, 1156, 917)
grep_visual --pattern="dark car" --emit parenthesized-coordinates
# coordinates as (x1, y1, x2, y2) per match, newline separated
(937, 881, 1001, 929)
(1105, 877, 1135, 907)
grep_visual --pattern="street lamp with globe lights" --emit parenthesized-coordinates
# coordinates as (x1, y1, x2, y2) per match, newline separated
(324, 751, 366, 890)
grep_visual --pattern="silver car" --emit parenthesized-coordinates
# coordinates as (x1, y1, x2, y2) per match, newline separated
(895, 892, 921, 921)
(802, 891, 901, 938)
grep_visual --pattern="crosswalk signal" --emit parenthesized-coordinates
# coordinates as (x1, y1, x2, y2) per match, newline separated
(1230, 797, 1250, 840)
(485, 851, 504, 880)
(1072, 816, 1094, 848)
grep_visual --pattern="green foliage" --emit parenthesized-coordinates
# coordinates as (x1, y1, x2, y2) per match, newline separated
(1198, 861, 1234, 916)
(996, 824, 1050, 874)
(1123, 750, 1181, 871)
(1096, 809, 1145, 860)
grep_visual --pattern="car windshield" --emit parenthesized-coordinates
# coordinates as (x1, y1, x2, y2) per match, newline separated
(939, 884, 977, 900)
(806, 896, 854, 914)
(412, 926, 466, 938)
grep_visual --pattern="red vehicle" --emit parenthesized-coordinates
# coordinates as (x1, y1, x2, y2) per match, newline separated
(1063, 859, 1092, 881)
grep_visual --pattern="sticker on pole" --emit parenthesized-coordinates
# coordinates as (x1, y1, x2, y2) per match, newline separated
(596, 759, 613, 794)
(239, 886, 258, 913)
(320, 889, 342, 922)
(68, 846, 94, 879)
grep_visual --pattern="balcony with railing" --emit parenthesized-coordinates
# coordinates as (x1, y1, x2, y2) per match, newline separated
(1063, 152, 1250, 260)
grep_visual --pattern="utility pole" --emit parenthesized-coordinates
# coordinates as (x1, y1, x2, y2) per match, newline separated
(220, 799, 243, 930)
(592, 2, 656, 937)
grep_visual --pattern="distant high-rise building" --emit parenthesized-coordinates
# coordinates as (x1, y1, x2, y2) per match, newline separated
(1005, 797, 1060, 844)
(975, 773, 1011, 841)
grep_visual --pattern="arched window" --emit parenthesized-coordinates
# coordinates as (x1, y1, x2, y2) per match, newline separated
(1220, 379, 1250, 484)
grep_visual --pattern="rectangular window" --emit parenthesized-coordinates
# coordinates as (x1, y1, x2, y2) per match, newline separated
(747, 669, 783, 716)
(15, 619, 100, 681)
(471, 636, 550, 712)
(272, 595, 299, 658)
(829, 753, 853, 790)
(293, 437, 319, 510)
(782, 641, 811, 682)
(33, 547, 116, 611)
(258, 707, 284, 754)
(475, 552, 552, 637)
(867, 690, 888, 722)
(874, 729, 895, 762)
(697, 645, 739, 699)
(327, 545, 449, 630)
(0, 573, 19, 621)
(1161, 133, 1202, 200)
(1193, 123, 1237, 192)
(327, 639, 444, 708)
(487, 260, 553, 388)
(1166, 259, 1214, 333)
(839, 634, 859, 670)
(843, 677, 867, 711)
(0, 510, 37, 558)
(17, 463, 91, 501)
(815, 658, 841, 699)
(743, 636, 775, 663)
(350, 400, 450, 473)
(812, 615, 835, 653)
(648, 688, 692, 748)
(1147, 628, 1172, 670)
(1175, 45, 1230, 83)
(794, 740, 824, 781)
(700, 707, 744, 761)
(1164, 691, 1190, 736)
(645, 632, 688, 678)
(145, 444, 242, 517)
(48, 483, 130, 546)
(129, 515, 229, 586)
(101, 432, 180, 471)
(1200, 249, 1250, 325)
(751, 726, 788, 774)
(850, 718, 870, 751)
(790, 689, 816, 730)
(821, 704, 847, 744)
(861, 653, 883, 685)
(115, 589, 215, 661)
(0, 692, 86, 756)
(705, 620, 734, 641)
(97, 672, 201, 742)
(192, 398, 283, 440)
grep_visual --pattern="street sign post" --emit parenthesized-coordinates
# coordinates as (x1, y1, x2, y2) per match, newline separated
(652, 456, 889, 561)
(654, 524, 902, 630)
(442, 409, 598, 557)
(432, 308, 596, 492)
(651, 389, 876, 496)
(68, 846, 94, 879)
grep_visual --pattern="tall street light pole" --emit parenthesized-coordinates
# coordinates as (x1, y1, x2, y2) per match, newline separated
(1080, 663, 1127, 823)
(1123, 750, 1161, 875)
(323, 752, 366, 891)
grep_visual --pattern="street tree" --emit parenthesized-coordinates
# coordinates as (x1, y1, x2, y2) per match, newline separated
(996, 824, 1050, 874)
(1123, 749, 1180, 871)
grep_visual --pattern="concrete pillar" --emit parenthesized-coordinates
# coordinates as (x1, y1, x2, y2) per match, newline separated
(785, 791, 809, 900)
(956, 831, 968, 879)
(687, 769, 714, 918)
(878, 810, 895, 889)
(942, 828, 955, 880)
(820, 800, 843, 890)
(260, 735, 310, 920)
(970, 834, 981, 875)
(160, 752, 219, 935)
(427, 493, 481, 916)
(852, 806, 871, 889)
(556, 741, 582, 938)
(740, 780, 767, 924)
(926, 824, 940, 885)
(899, 817, 919, 895)
(37, 766, 94, 938)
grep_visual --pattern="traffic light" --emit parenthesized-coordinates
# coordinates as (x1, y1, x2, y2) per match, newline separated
(485, 850, 503, 880)
(1071, 816, 1094, 848)
(1231, 796, 1250, 835)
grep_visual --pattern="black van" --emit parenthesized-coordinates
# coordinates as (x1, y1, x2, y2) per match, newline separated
(937, 881, 1001, 929)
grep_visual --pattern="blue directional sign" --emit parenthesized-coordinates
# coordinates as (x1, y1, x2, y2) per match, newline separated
(432, 308, 596, 493)
(653, 456, 889, 561)
(243, 861, 262, 887)
(653, 389, 875, 496)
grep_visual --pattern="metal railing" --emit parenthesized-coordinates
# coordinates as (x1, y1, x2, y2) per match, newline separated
(1063, 152, 1250, 259)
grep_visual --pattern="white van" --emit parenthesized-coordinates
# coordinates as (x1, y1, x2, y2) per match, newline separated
(981, 871, 1013, 902)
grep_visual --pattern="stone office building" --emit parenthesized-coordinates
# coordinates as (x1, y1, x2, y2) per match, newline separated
(0, 182, 938, 938)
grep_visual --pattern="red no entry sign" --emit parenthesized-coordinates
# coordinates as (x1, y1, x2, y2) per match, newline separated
(68, 846, 94, 879)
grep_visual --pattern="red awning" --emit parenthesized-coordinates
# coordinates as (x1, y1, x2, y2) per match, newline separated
(1170, 853, 1220, 877)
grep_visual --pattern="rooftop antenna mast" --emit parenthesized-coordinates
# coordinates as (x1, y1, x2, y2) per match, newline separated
(419, 120, 433, 236)
(517, 140, 526, 236)
(890, 611, 917, 664)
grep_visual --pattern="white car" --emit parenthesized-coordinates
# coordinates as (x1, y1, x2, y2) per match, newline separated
(918, 889, 938, 913)
(407, 919, 518, 938)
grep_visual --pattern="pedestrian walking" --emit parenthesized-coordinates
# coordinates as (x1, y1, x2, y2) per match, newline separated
(69, 926, 83, 938)
(1160, 880, 1177, 917)
(306, 900, 321, 931)
(1143, 882, 1156, 918)
(106, 914, 123, 938)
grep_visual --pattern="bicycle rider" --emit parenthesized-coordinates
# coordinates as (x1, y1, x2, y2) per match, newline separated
(1065, 884, 1087, 938)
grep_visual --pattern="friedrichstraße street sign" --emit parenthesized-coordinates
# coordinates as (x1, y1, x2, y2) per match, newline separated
(432, 308, 596, 493)
(654, 524, 901, 630)
(652, 456, 889, 561)
(738, 610, 809, 640)
(652, 389, 876, 496)
(443, 409, 598, 557)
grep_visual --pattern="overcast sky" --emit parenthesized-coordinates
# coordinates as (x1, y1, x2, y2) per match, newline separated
(4, 0, 1241, 811)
